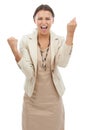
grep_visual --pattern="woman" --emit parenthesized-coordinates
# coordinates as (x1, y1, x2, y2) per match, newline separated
(7, 4, 77, 130)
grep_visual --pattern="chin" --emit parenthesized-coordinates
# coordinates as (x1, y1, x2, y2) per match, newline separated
(40, 30, 50, 35)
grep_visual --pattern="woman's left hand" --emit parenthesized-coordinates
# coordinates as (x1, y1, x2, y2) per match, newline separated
(67, 17, 77, 37)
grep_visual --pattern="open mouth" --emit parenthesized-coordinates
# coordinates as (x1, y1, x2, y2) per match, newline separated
(41, 25, 48, 29)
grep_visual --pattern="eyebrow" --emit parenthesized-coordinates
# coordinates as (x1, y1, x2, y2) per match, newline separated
(37, 16, 52, 19)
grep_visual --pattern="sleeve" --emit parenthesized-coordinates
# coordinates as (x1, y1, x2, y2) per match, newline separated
(55, 37, 73, 67)
(17, 35, 35, 79)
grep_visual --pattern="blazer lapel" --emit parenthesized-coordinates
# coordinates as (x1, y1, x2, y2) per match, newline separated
(27, 30, 59, 73)
(27, 30, 38, 73)
(50, 31, 59, 71)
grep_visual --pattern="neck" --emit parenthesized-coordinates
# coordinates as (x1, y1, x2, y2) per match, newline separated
(37, 34, 50, 50)
(38, 33, 50, 39)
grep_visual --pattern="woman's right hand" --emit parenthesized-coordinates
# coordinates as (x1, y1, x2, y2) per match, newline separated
(7, 37, 18, 52)
(7, 37, 22, 62)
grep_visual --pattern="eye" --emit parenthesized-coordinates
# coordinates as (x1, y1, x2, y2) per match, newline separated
(45, 17, 51, 20)
(37, 17, 43, 20)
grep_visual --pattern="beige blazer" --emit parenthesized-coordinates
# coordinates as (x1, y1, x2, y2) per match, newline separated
(18, 29, 73, 97)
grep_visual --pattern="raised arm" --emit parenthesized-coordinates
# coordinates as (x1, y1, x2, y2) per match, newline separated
(7, 36, 34, 79)
(65, 17, 77, 45)
(55, 18, 77, 67)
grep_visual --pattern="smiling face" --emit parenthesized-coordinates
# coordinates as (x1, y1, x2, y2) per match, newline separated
(34, 10, 54, 36)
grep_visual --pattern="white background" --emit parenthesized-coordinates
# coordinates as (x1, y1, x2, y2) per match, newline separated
(0, 0, 87, 130)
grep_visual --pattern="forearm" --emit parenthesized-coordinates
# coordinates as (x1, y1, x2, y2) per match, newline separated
(11, 48, 22, 62)
(55, 43, 72, 67)
(17, 48, 35, 79)
(65, 34, 74, 46)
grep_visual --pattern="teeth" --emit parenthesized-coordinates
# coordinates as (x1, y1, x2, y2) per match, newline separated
(41, 26, 47, 29)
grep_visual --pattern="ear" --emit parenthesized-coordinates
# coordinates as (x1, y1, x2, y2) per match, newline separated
(33, 18, 35, 23)
(34, 17, 37, 24)
(52, 18, 54, 24)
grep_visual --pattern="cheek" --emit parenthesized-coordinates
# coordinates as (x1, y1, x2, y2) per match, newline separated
(34, 20, 40, 25)
(48, 21, 53, 26)
(48, 19, 54, 25)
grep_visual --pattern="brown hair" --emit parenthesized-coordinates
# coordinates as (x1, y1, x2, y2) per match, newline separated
(33, 4, 55, 19)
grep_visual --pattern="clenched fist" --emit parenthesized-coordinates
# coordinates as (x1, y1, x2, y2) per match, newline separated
(7, 37, 18, 51)
(67, 18, 77, 37)
(65, 18, 77, 45)
(7, 37, 21, 62)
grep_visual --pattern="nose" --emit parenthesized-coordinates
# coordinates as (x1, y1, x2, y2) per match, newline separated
(42, 19, 47, 24)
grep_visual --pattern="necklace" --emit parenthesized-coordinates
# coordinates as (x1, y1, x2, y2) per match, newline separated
(38, 42, 50, 71)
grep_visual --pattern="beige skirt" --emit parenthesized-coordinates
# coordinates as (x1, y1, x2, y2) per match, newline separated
(22, 71, 65, 130)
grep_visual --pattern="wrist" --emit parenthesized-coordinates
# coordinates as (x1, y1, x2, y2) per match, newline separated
(66, 34, 73, 45)
(12, 49, 22, 62)
(67, 32, 74, 37)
